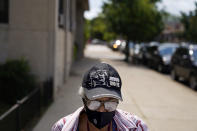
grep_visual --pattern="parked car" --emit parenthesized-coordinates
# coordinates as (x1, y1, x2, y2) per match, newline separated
(136, 43, 150, 65)
(108, 39, 122, 51)
(108, 40, 115, 49)
(149, 43, 179, 72)
(131, 44, 141, 64)
(91, 39, 106, 45)
(128, 42, 135, 60)
(119, 40, 127, 53)
(145, 42, 160, 68)
(171, 44, 197, 90)
(131, 43, 148, 64)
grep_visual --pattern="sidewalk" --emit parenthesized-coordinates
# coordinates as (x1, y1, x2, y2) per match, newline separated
(33, 57, 100, 131)
(33, 44, 197, 131)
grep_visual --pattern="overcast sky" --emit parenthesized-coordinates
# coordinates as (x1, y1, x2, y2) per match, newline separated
(84, 0, 197, 20)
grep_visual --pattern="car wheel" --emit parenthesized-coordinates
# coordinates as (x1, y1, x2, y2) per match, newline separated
(171, 69, 178, 80)
(189, 76, 197, 90)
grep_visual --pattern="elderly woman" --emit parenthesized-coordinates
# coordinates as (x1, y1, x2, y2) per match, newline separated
(52, 63, 148, 131)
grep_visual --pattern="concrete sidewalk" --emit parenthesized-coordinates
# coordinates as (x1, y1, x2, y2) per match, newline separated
(33, 57, 101, 131)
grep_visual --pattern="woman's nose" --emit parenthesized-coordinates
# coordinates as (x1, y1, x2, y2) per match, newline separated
(97, 104, 107, 112)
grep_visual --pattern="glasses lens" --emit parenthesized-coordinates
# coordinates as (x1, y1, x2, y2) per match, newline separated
(87, 100, 101, 110)
(104, 101, 118, 111)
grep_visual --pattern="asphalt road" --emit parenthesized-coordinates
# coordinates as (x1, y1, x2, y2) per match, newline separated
(85, 44, 197, 131)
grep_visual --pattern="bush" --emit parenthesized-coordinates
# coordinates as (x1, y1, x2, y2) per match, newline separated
(0, 58, 36, 105)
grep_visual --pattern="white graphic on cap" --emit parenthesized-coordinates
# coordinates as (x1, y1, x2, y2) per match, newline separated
(89, 70, 109, 87)
(109, 77, 120, 87)
(89, 70, 120, 88)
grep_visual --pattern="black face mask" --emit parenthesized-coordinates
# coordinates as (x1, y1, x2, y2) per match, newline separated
(85, 106, 115, 129)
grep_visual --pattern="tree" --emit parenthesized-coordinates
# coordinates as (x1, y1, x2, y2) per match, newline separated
(84, 15, 117, 42)
(181, 2, 197, 43)
(102, 0, 164, 61)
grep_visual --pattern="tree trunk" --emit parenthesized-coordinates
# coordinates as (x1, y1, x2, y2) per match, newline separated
(124, 39, 130, 62)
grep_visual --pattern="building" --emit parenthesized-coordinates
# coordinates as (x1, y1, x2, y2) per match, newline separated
(0, 0, 89, 97)
(161, 22, 184, 42)
(157, 15, 184, 42)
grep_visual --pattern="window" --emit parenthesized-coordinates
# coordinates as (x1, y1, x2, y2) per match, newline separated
(69, 0, 72, 31)
(0, 0, 9, 23)
(58, 0, 73, 30)
(58, 0, 64, 28)
(66, 0, 72, 31)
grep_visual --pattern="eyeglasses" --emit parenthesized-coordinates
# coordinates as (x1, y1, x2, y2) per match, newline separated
(85, 99, 119, 112)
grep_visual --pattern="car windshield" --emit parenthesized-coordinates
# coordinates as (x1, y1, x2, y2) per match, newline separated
(159, 47, 176, 56)
(192, 49, 197, 61)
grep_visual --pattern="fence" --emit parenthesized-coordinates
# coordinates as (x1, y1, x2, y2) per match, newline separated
(0, 79, 53, 131)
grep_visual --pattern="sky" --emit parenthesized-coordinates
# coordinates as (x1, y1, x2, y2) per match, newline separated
(84, 0, 197, 20)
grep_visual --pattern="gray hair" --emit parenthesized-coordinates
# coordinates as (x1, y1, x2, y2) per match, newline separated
(78, 86, 86, 99)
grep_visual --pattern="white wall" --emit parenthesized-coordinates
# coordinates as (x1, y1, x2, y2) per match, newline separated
(54, 28, 65, 93)
(64, 31, 73, 81)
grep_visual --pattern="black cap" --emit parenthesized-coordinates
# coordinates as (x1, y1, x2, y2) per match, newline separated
(82, 62, 122, 101)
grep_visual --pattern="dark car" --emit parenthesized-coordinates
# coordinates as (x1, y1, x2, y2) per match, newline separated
(145, 42, 160, 68)
(171, 44, 197, 90)
(150, 43, 179, 72)
(131, 43, 142, 64)
(137, 44, 150, 65)
(131, 43, 149, 65)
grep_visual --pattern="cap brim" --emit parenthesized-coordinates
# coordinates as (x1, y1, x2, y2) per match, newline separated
(84, 87, 123, 101)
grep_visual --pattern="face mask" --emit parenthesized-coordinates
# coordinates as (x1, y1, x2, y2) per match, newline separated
(85, 106, 115, 129)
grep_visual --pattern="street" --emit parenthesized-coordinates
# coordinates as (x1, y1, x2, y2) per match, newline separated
(85, 44, 197, 131)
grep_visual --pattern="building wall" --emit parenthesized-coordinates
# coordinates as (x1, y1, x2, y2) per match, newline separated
(75, 5, 85, 60)
(0, 0, 88, 96)
(53, 0, 77, 93)
(0, 0, 53, 81)
(0, 25, 9, 63)
(8, 30, 49, 81)
(54, 28, 65, 93)
(63, 0, 76, 81)
(64, 31, 73, 80)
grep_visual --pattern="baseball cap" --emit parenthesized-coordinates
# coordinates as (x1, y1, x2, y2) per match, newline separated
(82, 62, 123, 101)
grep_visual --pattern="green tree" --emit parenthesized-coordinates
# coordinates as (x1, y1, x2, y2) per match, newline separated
(84, 19, 91, 42)
(102, 0, 164, 61)
(181, 2, 197, 43)
(84, 15, 117, 42)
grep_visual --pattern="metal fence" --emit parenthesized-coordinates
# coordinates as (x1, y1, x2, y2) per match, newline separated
(0, 79, 53, 131)
(0, 104, 19, 131)
(42, 79, 54, 106)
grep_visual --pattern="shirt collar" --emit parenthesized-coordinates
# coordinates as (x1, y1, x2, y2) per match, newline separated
(62, 107, 137, 131)
(114, 109, 137, 130)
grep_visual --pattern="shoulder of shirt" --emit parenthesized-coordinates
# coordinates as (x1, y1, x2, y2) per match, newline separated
(51, 107, 84, 131)
(51, 114, 73, 131)
(116, 109, 149, 131)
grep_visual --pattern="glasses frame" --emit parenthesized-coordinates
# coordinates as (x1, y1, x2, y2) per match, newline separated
(84, 98, 119, 111)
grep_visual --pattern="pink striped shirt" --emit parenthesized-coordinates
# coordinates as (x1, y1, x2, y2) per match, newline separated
(52, 107, 148, 131)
